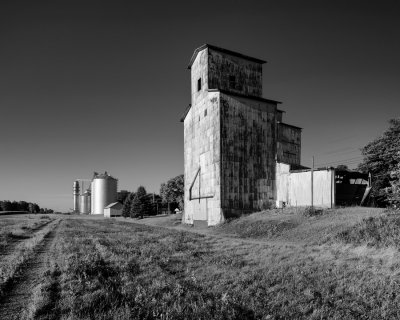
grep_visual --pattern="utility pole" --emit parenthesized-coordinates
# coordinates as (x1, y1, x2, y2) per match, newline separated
(311, 156, 314, 209)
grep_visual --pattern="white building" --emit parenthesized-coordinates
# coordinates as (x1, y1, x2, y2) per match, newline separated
(104, 202, 123, 218)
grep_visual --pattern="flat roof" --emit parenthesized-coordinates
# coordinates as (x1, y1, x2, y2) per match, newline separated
(188, 44, 267, 69)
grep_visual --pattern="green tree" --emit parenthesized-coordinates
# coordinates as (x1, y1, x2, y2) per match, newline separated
(160, 174, 184, 211)
(118, 190, 130, 204)
(11, 201, 19, 211)
(130, 186, 150, 218)
(359, 118, 400, 206)
(18, 201, 29, 212)
(122, 192, 135, 218)
(33, 203, 40, 213)
(388, 152, 400, 208)
(28, 203, 35, 213)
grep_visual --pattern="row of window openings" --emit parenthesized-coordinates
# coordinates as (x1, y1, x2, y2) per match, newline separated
(197, 76, 236, 92)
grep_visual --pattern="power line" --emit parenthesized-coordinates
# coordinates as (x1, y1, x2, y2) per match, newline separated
(322, 146, 360, 156)
(315, 156, 363, 166)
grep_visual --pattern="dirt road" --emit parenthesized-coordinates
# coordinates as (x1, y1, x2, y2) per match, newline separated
(0, 219, 61, 320)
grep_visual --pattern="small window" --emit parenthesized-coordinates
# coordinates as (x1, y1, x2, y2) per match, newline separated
(197, 78, 201, 91)
(229, 75, 236, 89)
(204, 109, 207, 117)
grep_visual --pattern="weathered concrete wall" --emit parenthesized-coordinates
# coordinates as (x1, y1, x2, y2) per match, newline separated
(208, 49, 263, 98)
(220, 93, 277, 217)
(277, 123, 301, 165)
(191, 48, 209, 100)
(184, 49, 223, 225)
(276, 163, 335, 208)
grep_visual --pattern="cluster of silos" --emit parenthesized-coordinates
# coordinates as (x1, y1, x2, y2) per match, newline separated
(72, 171, 117, 215)
(72, 181, 91, 214)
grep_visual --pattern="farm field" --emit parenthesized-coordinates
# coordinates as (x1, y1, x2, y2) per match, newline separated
(1, 208, 400, 319)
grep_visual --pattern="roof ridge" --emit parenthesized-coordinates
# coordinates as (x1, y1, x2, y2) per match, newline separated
(188, 44, 267, 69)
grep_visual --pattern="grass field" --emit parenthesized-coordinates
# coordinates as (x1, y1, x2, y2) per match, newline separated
(1, 208, 400, 319)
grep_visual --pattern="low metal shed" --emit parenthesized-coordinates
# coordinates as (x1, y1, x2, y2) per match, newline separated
(104, 202, 123, 218)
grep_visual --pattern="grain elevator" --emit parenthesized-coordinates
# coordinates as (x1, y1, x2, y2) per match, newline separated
(72, 171, 118, 215)
(181, 44, 301, 226)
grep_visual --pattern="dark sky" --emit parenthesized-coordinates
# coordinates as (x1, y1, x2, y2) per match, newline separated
(1, 0, 399, 211)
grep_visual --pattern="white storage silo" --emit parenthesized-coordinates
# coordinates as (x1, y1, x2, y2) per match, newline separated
(79, 190, 91, 214)
(91, 172, 118, 215)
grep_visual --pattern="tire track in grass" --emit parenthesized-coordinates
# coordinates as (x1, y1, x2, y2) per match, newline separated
(0, 219, 61, 320)
(0, 219, 54, 257)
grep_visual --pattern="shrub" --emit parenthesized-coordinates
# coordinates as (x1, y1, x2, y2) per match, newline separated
(301, 206, 323, 217)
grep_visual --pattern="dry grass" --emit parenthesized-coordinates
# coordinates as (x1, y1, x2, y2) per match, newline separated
(0, 215, 53, 248)
(0, 215, 56, 297)
(336, 210, 400, 247)
(22, 208, 400, 319)
(211, 207, 386, 244)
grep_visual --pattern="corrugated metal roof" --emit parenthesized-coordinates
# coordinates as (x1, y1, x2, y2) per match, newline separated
(180, 90, 282, 123)
(93, 171, 118, 180)
(104, 202, 122, 209)
(215, 89, 282, 104)
(188, 44, 267, 69)
(278, 121, 302, 130)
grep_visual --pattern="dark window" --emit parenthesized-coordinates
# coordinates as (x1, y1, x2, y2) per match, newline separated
(204, 109, 207, 117)
(229, 75, 236, 89)
(197, 78, 201, 91)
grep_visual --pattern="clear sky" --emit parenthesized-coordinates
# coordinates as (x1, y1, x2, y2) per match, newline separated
(1, 0, 399, 212)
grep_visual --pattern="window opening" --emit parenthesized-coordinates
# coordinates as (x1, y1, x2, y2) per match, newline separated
(229, 75, 236, 89)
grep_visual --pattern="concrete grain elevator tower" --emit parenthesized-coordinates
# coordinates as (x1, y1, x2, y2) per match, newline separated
(181, 44, 301, 226)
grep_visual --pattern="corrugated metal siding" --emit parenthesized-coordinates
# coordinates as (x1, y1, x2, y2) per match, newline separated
(220, 94, 277, 216)
(208, 49, 263, 97)
(275, 163, 335, 208)
(277, 123, 301, 165)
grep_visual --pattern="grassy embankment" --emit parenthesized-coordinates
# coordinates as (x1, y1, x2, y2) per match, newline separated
(24, 207, 400, 320)
(0, 215, 56, 297)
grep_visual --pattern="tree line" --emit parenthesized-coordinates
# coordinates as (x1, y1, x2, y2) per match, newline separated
(0, 200, 54, 213)
(358, 118, 400, 207)
(121, 174, 184, 219)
